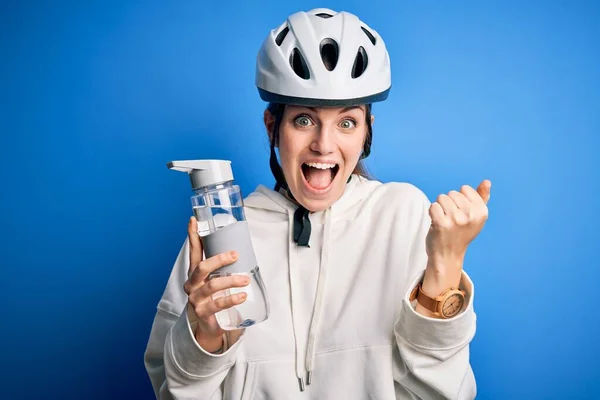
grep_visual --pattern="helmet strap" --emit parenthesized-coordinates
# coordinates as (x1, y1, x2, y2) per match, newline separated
(361, 104, 373, 159)
(269, 106, 288, 192)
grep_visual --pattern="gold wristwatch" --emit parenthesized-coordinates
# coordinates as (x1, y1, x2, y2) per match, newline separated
(410, 283, 466, 319)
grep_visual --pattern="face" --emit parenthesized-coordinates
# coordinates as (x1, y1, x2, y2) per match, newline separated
(265, 105, 370, 212)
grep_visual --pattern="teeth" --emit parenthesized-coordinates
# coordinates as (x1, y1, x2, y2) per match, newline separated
(306, 162, 336, 170)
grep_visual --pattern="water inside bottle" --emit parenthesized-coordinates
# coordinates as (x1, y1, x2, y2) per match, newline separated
(193, 205, 245, 237)
(209, 266, 269, 330)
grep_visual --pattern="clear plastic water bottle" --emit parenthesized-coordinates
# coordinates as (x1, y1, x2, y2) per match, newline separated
(168, 160, 270, 330)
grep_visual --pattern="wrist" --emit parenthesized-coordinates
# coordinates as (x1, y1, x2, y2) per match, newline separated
(427, 252, 465, 270)
(195, 328, 224, 353)
(422, 257, 463, 296)
(415, 264, 465, 319)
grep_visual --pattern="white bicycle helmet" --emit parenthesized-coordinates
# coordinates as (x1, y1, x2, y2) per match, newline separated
(256, 8, 391, 106)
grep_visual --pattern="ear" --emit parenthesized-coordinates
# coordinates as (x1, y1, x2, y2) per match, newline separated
(370, 114, 375, 125)
(264, 109, 276, 143)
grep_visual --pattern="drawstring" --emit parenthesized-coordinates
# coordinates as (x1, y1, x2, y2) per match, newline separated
(286, 189, 341, 390)
(268, 177, 358, 391)
(304, 208, 331, 388)
(288, 209, 306, 392)
(288, 207, 333, 392)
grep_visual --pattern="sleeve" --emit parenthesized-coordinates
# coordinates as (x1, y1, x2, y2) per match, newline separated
(143, 239, 243, 400)
(393, 192, 477, 400)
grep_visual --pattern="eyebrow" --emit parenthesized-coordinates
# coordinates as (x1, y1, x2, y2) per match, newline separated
(340, 106, 364, 114)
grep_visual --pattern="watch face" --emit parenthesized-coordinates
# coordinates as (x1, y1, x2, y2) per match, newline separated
(442, 293, 464, 318)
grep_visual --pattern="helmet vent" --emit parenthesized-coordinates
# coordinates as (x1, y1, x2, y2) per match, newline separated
(351, 46, 368, 78)
(361, 27, 376, 45)
(315, 13, 333, 18)
(320, 38, 339, 71)
(290, 48, 311, 80)
(275, 26, 289, 46)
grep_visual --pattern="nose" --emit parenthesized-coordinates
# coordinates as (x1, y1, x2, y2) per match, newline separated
(309, 125, 335, 155)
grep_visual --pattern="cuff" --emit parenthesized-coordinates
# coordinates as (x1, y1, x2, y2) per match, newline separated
(167, 306, 243, 378)
(395, 271, 476, 350)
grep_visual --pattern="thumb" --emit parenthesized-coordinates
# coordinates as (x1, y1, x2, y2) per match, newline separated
(477, 179, 492, 204)
(187, 216, 204, 277)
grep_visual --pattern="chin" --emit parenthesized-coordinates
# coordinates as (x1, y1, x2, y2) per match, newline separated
(297, 196, 335, 212)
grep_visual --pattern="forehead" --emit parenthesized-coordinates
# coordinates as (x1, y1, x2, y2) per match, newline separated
(285, 105, 366, 115)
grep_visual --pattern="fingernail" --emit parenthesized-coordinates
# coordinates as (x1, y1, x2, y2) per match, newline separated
(238, 293, 247, 300)
(229, 251, 238, 261)
(243, 277, 250, 285)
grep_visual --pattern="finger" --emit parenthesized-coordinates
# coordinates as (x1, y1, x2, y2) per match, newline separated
(196, 293, 248, 318)
(184, 264, 206, 296)
(436, 194, 458, 216)
(184, 251, 238, 295)
(447, 190, 471, 210)
(429, 202, 448, 227)
(460, 184, 486, 206)
(196, 251, 238, 283)
(200, 275, 250, 299)
(476, 180, 492, 204)
(188, 217, 204, 275)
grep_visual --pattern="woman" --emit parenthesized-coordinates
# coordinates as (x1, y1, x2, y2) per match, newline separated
(145, 8, 490, 399)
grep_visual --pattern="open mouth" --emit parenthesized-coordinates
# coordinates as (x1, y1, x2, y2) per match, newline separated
(301, 162, 340, 192)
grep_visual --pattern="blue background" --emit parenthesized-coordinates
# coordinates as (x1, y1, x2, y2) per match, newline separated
(1, 1, 598, 399)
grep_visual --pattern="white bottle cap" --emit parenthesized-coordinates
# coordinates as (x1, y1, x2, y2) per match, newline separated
(167, 160, 234, 190)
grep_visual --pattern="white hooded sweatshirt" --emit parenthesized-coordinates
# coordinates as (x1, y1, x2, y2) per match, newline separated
(144, 175, 477, 399)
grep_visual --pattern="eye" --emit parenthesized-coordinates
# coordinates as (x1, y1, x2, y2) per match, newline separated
(339, 118, 357, 129)
(294, 115, 314, 127)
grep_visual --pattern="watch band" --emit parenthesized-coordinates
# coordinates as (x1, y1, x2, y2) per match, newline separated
(212, 333, 229, 355)
(410, 282, 466, 318)
(414, 284, 438, 313)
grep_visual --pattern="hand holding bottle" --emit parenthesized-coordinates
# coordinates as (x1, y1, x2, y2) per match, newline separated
(183, 217, 249, 352)
(169, 159, 270, 336)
